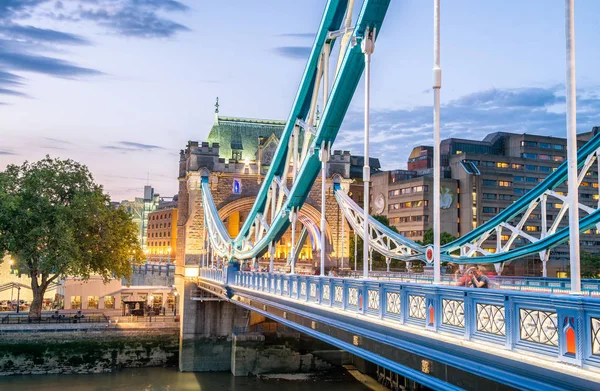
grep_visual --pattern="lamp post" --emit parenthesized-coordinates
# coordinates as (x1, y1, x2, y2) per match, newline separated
(173, 291, 178, 317)
(16, 287, 21, 314)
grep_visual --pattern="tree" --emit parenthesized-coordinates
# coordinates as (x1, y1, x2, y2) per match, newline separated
(0, 157, 145, 318)
(417, 228, 457, 246)
(349, 215, 399, 271)
(580, 251, 600, 278)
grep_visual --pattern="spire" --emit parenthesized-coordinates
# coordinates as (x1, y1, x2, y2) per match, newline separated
(214, 97, 220, 124)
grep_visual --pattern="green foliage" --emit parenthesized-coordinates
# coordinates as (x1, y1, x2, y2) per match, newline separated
(416, 228, 457, 246)
(0, 156, 145, 317)
(580, 251, 600, 278)
(349, 215, 401, 270)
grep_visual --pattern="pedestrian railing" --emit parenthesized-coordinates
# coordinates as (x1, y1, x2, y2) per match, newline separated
(0, 312, 109, 324)
(198, 269, 600, 370)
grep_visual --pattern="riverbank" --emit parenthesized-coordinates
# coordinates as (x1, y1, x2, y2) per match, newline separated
(0, 327, 179, 375)
(0, 366, 371, 391)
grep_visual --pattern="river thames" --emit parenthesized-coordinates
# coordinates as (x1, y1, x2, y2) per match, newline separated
(0, 367, 372, 391)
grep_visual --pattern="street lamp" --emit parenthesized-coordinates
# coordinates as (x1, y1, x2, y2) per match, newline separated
(173, 291, 178, 317)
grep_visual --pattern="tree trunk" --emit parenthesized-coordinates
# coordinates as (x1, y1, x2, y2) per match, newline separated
(29, 283, 45, 319)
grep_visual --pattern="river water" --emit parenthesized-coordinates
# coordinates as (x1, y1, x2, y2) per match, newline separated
(0, 367, 371, 391)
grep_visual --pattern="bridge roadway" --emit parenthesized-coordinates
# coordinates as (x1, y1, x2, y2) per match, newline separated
(197, 267, 600, 391)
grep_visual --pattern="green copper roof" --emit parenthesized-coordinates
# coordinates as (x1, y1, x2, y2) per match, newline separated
(206, 115, 287, 161)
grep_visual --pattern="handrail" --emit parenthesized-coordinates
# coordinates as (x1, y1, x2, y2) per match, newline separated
(199, 270, 600, 371)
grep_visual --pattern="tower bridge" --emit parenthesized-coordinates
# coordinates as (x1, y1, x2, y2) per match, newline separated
(174, 0, 600, 389)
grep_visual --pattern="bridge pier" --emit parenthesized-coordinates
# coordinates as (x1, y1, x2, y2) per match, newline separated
(179, 280, 248, 372)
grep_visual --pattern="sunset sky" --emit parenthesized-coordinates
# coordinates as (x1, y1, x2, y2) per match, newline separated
(1, 0, 599, 201)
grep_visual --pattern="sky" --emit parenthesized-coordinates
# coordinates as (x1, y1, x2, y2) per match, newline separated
(0, 0, 599, 201)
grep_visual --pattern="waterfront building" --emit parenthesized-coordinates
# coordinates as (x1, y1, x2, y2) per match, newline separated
(118, 185, 161, 251)
(373, 127, 600, 276)
(177, 103, 362, 274)
(146, 198, 178, 264)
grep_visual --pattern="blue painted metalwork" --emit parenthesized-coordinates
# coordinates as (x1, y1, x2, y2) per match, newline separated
(198, 269, 600, 389)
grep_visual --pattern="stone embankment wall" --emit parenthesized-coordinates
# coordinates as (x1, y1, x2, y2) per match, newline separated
(0, 327, 178, 375)
(231, 334, 333, 376)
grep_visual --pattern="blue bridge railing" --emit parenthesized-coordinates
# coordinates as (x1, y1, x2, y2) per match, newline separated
(198, 268, 600, 370)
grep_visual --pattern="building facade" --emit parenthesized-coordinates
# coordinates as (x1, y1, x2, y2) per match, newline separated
(375, 128, 600, 276)
(176, 108, 368, 275)
(146, 203, 178, 264)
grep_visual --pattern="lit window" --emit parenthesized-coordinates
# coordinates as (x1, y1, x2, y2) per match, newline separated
(496, 162, 509, 168)
(525, 226, 539, 232)
(552, 156, 564, 162)
(499, 181, 512, 187)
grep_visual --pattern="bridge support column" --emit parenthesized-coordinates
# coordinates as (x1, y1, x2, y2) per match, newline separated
(432, 0, 442, 285)
(320, 142, 329, 276)
(565, 0, 581, 294)
(179, 279, 248, 372)
(361, 27, 375, 279)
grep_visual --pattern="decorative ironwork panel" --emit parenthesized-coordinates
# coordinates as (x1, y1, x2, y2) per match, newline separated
(310, 283, 317, 298)
(323, 285, 331, 300)
(592, 317, 600, 356)
(386, 292, 400, 314)
(334, 286, 343, 303)
(442, 299, 465, 328)
(476, 303, 506, 336)
(348, 287, 359, 306)
(292, 281, 298, 295)
(519, 309, 558, 347)
(408, 295, 426, 319)
(300, 282, 307, 296)
(368, 289, 380, 310)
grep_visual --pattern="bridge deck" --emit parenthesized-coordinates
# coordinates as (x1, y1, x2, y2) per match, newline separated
(197, 268, 600, 390)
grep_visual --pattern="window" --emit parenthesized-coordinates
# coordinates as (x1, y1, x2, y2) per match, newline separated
(594, 194, 599, 201)
(71, 296, 81, 310)
(231, 150, 242, 161)
(482, 193, 497, 200)
(511, 163, 523, 170)
(496, 162, 509, 168)
(581, 182, 590, 187)
(539, 154, 551, 160)
(525, 226, 539, 232)
(525, 165, 537, 171)
(481, 161, 495, 167)
(539, 166, 551, 173)
(537, 142, 550, 149)
(594, 183, 599, 189)
(526, 177, 538, 183)
(104, 296, 114, 309)
(553, 144, 564, 150)
(499, 181, 512, 187)
(522, 153, 537, 159)
(514, 176, 524, 182)
(482, 179, 497, 186)
(514, 188, 526, 195)
(521, 141, 537, 147)
(499, 194, 512, 201)
(552, 155, 564, 162)
(483, 207, 497, 213)
(232, 179, 242, 194)
(554, 203, 563, 209)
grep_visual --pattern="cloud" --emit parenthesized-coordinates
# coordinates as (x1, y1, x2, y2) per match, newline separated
(336, 85, 600, 171)
(0, 24, 90, 45)
(0, 87, 29, 97)
(0, 0, 190, 103)
(102, 141, 165, 152)
(278, 33, 314, 39)
(43, 137, 73, 144)
(272, 46, 311, 60)
(0, 149, 17, 155)
(0, 48, 103, 77)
